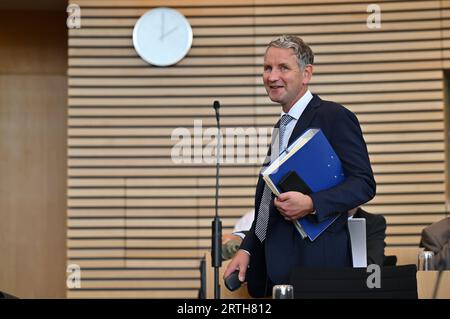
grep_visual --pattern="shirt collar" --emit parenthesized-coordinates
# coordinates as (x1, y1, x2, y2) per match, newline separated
(281, 90, 313, 120)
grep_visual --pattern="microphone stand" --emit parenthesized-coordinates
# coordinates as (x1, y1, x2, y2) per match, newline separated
(211, 100, 222, 299)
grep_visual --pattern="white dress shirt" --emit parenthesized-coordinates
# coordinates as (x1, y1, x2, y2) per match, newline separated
(279, 90, 313, 152)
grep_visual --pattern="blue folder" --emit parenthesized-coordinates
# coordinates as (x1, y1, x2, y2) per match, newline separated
(262, 128, 345, 241)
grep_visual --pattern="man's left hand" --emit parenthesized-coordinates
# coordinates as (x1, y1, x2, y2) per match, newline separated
(274, 191, 314, 221)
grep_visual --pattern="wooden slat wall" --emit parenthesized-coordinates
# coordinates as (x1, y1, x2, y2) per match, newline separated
(67, 0, 449, 298)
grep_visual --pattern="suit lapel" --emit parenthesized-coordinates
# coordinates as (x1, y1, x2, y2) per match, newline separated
(288, 94, 321, 145)
(262, 95, 321, 166)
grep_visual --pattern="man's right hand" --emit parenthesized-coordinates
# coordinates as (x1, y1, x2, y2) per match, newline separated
(223, 249, 250, 283)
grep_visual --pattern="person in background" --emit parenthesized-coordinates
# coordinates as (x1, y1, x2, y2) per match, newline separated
(420, 217, 450, 270)
(222, 210, 254, 260)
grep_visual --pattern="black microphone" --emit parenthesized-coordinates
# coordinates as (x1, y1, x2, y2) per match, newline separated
(213, 100, 220, 123)
(211, 100, 222, 299)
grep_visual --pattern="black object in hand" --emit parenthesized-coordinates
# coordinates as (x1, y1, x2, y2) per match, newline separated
(224, 270, 242, 291)
(278, 170, 312, 195)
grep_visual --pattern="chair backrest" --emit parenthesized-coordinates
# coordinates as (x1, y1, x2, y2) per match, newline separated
(383, 255, 397, 266)
(289, 265, 418, 299)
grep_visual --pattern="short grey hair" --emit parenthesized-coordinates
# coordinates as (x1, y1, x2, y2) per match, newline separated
(267, 35, 314, 69)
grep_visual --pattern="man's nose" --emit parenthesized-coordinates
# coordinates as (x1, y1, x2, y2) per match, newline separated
(268, 69, 280, 82)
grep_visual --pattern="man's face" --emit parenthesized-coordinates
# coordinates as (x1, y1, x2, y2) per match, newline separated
(263, 47, 312, 111)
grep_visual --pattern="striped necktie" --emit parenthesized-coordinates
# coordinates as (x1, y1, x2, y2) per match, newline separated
(255, 114, 294, 242)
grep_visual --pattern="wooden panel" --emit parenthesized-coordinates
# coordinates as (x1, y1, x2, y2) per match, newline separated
(67, 290, 199, 298)
(69, 22, 443, 38)
(68, 31, 445, 47)
(68, 71, 443, 87)
(67, 92, 444, 106)
(357, 204, 445, 214)
(77, 279, 200, 289)
(69, 40, 444, 56)
(79, 269, 199, 278)
(385, 214, 446, 225)
(74, 0, 433, 6)
(0, 11, 67, 298)
(67, 0, 449, 298)
(417, 271, 450, 299)
(67, 207, 252, 217)
(68, 81, 442, 96)
(0, 11, 67, 74)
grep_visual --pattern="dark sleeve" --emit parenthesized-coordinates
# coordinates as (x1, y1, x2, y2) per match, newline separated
(309, 107, 376, 221)
(366, 214, 387, 266)
(240, 230, 250, 238)
(433, 239, 450, 270)
(240, 219, 257, 252)
(420, 227, 442, 252)
(420, 226, 450, 269)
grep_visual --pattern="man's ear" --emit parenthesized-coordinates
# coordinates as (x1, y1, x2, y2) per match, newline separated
(302, 64, 313, 84)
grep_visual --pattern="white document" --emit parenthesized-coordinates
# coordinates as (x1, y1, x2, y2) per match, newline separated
(348, 218, 367, 268)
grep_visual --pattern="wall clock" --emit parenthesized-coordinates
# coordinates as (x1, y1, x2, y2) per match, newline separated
(133, 7, 193, 66)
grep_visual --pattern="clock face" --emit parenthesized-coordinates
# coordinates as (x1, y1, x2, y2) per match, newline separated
(133, 8, 193, 66)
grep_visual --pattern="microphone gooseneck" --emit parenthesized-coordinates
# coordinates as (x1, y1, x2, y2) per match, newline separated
(213, 100, 220, 219)
(211, 100, 222, 299)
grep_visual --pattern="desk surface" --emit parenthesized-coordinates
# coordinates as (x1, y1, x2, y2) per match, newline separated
(417, 271, 450, 299)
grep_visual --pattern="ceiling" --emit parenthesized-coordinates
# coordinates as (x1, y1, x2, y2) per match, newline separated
(0, 0, 67, 11)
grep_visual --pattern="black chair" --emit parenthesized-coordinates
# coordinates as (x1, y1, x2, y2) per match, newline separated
(383, 255, 397, 266)
(289, 264, 417, 299)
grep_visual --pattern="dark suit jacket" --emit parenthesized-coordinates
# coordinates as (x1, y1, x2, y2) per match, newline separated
(240, 94, 376, 297)
(420, 217, 450, 270)
(352, 207, 386, 266)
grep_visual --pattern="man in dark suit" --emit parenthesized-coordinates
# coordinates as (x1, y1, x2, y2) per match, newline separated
(223, 35, 376, 298)
(349, 207, 386, 266)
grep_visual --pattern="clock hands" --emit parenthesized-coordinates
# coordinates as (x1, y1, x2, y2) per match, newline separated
(160, 11, 164, 40)
(159, 10, 179, 41)
(160, 25, 179, 41)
